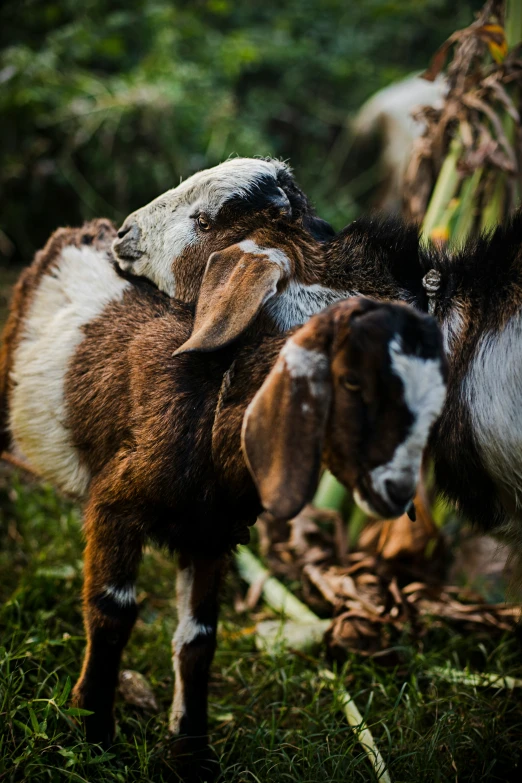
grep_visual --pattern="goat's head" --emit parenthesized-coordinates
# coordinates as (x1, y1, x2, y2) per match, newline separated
(242, 297, 447, 521)
(112, 157, 333, 300)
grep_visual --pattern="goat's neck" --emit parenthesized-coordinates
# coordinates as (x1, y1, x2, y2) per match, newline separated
(322, 220, 428, 309)
(263, 221, 426, 332)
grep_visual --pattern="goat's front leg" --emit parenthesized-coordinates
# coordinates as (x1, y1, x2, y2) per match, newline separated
(169, 551, 227, 760)
(72, 500, 143, 747)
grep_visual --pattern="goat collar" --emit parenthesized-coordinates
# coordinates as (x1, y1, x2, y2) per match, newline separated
(422, 269, 442, 315)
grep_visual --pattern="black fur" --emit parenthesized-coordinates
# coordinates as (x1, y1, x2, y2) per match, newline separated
(336, 208, 522, 535)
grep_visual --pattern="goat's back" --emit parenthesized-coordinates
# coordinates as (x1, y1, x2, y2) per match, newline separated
(0, 220, 131, 493)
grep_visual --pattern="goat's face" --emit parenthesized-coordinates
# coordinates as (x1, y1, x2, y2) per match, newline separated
(112, 157, 332, 300)
(326, 300, 447, 518)
(242, 298, 446, 522)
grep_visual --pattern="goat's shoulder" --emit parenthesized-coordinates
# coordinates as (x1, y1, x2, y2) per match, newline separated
(65, 285, 193, 468)
(429, 210, 522, 331)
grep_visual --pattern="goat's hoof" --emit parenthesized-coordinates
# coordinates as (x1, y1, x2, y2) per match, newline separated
(156, 734, 219, 782)
(71, 688, 115, 749)
(85, 723, 115, 752)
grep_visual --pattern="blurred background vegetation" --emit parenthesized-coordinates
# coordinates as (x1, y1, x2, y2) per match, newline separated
(1, 0, 482, 267)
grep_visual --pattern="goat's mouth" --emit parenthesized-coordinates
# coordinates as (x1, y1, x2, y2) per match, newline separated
(112, 240, 145, 267)
(353, 478, 413, 521)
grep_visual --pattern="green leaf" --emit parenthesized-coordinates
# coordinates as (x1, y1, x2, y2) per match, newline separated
(57, 676, 72, 707)
(63, 706, 94, 717)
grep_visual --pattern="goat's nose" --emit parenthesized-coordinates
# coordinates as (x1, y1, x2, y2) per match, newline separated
(113, 223, 142, 260)
(117, 224, 132, 239)
(384, 479, 412, 510)
(117, 222, 140, 241)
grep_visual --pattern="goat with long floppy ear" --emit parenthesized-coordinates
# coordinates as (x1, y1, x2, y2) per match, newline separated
(174, 241, 292, 355)
(242, 299, 373, 520)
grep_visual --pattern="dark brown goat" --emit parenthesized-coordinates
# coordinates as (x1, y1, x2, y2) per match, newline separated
(0, 222, 445, 779)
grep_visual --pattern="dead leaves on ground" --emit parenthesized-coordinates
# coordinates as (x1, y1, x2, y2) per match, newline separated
(255, 501, 520, 661)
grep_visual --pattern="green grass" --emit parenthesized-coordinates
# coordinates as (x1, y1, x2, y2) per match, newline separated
(2, 473, 522, 782)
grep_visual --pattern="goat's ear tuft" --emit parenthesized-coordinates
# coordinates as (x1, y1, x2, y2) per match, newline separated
(242, 322, 333, 520)
(174, 245, 286, 355)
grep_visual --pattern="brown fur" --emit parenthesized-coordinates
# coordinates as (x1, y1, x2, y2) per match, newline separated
(0, 225, 444, 777)
(59, 289, 440, 761)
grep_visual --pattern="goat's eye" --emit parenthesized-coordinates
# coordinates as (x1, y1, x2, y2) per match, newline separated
(341, 375, 360, 392)
(196, 214, 211, 231)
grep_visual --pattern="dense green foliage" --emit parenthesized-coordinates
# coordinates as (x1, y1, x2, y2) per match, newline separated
(1, 473, 522, 782)
(1, 0, 481, 263)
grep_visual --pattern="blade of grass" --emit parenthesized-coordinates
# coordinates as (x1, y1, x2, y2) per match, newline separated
(429, 665, 522, 689)
(236, 548, 392, 781)
(320, 668, 392, 783)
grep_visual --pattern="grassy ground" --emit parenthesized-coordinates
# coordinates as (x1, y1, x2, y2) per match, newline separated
(2, 473, 522, 783)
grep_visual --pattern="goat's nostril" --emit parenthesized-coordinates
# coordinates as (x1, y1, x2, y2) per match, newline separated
(384, 479, 412, 510)
(117, 225, 132, 239)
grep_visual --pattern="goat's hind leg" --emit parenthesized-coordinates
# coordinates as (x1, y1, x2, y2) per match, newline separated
(72, 500, 143, 747)
(167, 550, 227, 778)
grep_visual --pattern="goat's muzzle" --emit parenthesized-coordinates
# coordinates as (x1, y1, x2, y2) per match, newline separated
(112, 222, 143, 262)
(354, 475, 416, 521)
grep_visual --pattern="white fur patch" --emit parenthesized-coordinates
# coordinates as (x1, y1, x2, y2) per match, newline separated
(266, 281, 355, 331)
(114, 158, 290, 297)
(104, 584, 137, 607)
(9, 245, 130, 497)
(465, 316, 522, 503)
(237, 239, 291, 273)
(441, 303, 465, 356)
(369, 337, 446, 507)
(279, 338, 329, 398)
(117, 220, 196, 298)
(169, 563, 214, 734)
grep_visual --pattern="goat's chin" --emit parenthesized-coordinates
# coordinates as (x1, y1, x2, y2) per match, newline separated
(352, 488, 383, 520)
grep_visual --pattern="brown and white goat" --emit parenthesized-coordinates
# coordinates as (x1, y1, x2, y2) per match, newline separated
(0, 221, 446, 777)
(112, 154, 334, 302)
(317, 212, 522, 569)
(122, 186, 522, 559)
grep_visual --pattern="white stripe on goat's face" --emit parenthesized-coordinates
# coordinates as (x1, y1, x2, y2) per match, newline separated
(363, 336, 446, 516)
(113, 157, 290, 298)
(279, 338, 330, 399)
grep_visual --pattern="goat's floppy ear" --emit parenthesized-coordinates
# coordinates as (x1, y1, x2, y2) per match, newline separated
(174, 244, 288, 355)
(241, 315, 333, 520)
